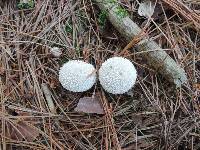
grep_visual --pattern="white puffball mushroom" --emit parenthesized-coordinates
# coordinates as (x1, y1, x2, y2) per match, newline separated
(59, 60, 96, 92)
(99, 57, 137, 94)
(50, 47, 62, 57)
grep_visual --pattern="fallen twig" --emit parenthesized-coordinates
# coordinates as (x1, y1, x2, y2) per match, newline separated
(41, 83, 56, 114)
(94, 0, 187, 87)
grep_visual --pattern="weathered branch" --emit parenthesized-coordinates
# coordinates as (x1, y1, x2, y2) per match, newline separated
(94, 0, 187, 87)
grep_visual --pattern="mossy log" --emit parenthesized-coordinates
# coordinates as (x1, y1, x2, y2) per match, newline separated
(94, 0, 187, 87)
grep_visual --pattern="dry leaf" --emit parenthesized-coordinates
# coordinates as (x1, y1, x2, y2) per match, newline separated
(193, 83, 200, 90)
(74, 96, 105, 114)
(138, 1, 155, 18)
(6, 121, 39, 142)
(5, 110, 39, 142)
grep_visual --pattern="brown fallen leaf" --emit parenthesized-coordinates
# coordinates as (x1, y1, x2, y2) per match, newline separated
(193, 83, 200, 91)
(74, 96, 105, 114)
(6, 121, 39, 142)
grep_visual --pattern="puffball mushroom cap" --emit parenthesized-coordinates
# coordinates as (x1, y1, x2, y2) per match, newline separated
(59, 60, 96, 92)
(99, 57, 137, 94)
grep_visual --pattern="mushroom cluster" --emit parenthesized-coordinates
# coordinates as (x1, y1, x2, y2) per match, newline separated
(59, 57, 137, 94)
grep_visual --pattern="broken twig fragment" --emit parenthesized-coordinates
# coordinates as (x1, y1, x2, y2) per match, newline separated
(41, 83, 56, 113)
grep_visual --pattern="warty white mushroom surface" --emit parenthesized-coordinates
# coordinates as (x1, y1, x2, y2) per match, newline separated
(99, 57, 137, 94)
(59, 60, 96, 92)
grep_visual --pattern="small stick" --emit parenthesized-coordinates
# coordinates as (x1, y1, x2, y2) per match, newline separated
(41, 83, 56, 114)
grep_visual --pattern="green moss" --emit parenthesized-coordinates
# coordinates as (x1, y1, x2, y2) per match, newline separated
(114, 6, 128, 19)
(65, 23, 73, 34)
(105, 0, 128, 19)
(75, 46, 81, 57)
(98, 10, 108, 27)
(17, 0, 34, 9)
(107, 0, 117, 3)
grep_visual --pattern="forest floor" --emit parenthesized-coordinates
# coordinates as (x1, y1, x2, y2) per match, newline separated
(0, 0, 199, 149)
